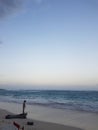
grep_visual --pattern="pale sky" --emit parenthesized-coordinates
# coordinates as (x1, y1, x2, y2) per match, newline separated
(0, 0, 98, 90)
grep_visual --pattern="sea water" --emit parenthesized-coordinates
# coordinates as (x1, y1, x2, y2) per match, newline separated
(0, 89, 98, 113)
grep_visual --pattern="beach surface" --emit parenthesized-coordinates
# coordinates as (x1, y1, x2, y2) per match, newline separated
(0, 102, 98, 130)
(0, 109, 82, 130)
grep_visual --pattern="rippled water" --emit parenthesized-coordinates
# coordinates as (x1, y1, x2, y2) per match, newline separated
(0, 89, 98, 112)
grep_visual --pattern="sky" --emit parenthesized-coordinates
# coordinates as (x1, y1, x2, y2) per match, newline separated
(0, 0, 98, 90)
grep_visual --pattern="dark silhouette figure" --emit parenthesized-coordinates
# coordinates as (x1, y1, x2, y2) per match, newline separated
(23, 100, 26, 114)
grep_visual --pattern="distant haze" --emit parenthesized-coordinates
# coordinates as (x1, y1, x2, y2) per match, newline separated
(0, 0, 98, 90)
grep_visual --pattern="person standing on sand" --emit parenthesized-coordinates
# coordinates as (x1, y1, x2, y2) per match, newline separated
(23, 100, 26, 114)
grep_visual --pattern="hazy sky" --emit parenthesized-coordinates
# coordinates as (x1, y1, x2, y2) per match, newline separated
(0, 0, 98, 90)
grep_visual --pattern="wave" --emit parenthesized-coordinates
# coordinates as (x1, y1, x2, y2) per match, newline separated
(0, 90, 98, 113)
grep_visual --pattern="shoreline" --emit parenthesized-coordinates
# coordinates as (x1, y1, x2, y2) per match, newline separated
(0, 101, 98, 130)
(1, 100, 98, 114)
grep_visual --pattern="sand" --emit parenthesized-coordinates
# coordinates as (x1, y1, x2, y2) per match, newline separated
(0, 109, 82, 130)
(0, 102, 98, 130)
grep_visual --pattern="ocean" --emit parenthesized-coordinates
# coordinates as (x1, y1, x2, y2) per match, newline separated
(0, 89, 98, 113)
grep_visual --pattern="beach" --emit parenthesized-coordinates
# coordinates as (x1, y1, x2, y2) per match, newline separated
(0, 103, 82, 130)
(0, 0, 97, 129)
(0, 102, 98, 130)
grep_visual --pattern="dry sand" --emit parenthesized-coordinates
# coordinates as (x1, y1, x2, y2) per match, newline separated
(0, 109, 82, 130)
(0, 102, 98, 130)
